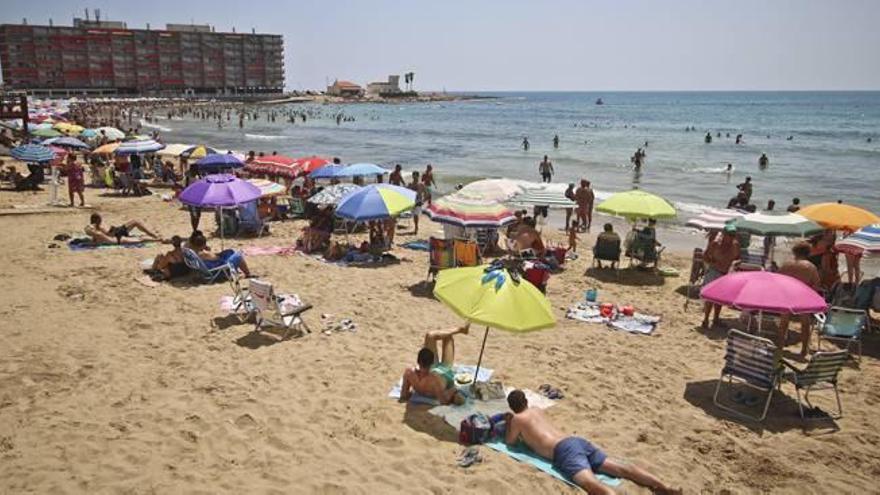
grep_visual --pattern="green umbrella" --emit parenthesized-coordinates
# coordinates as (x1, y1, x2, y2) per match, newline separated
(32, 128, 62, 138)
(731, 212, 823, 237)
(596, 190, 676, 220)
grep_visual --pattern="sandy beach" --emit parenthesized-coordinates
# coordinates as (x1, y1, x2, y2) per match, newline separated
(0, 179, 878, 495)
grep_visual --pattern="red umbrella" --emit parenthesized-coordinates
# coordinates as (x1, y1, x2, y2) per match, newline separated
(291, 155, 330, 174)
(245, 155, 301, 178)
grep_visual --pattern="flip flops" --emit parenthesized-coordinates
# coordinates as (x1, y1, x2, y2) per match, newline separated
(457, 446, 482, 468)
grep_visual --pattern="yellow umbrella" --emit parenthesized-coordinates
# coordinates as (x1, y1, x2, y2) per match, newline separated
(92, 142, 120, 155)
(54, 122, 84, 135)
(434, 263, 555, 382)
(798, 202, 880, 232)
(188, 145, 211, 159)
(596, 189, 676, 220)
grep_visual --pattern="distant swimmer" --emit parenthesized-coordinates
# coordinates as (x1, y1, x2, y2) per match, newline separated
(867, 137, 873, 143)
(725, 163, 733, 180)
(786, 135, 793, 141)
(553, 134, 560, 148)
(539, 155, 554, 183)
(735, 134, 743, 144)
(522, 137, 530, 151)
(716, 132, 721, 138)
(758, 153, 769, 169)
(736, 176, 754, 202)
(787, 198, 801, 212)
(705, 132, 712, 144)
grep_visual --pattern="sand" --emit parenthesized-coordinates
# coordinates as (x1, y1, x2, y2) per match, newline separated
(1, 182, 879, 495)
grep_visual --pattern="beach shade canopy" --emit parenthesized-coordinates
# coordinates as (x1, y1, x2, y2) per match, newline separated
(115, 139, 165, 155)
(291, 155, 330, 174)
(686, 208, 747, 231)
(701, 271, 827, 315)
(797, 202, 880, 232)
(308, 183, 362, 206)
(335, 163, 387, 177)
(178, 174, 262, 208)
(434, 263, 556, 383)
(835, 224, 880, 256)
(596, 189, 676, 220)
(508, 187, 577, 210)
(245, 154, 300, 178)
(11, 144, 56, 162)
(309, 164, 345, 179)
(156, 143, 194, 157)
(335, 183, 416, 221)
(96, 126, 125, 140)
(245, 178, 287, 198)
(730, 212, 823, 237)
(427, 193, 516, 228)
(92, 142, 121, 155)
(194, 153, 245, 173)
(32, 127, 62, 138)
(182, 145, 218, 159)
(42, 136, 90, 149)
(458, 179, 525, 202)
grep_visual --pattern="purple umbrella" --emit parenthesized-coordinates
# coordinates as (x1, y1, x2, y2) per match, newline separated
(179, 174, 261, 245)
(194, 153, 245, 173)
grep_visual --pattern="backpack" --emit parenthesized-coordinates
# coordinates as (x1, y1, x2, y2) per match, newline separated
(459, 413, 492, 445)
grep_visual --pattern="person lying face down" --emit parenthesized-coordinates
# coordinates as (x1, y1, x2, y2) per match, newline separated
(400, 325, 470, 405)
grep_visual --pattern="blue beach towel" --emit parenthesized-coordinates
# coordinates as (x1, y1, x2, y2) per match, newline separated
(68, 239, 148, 251)
(486, 440, 621, 488)
(400, 240, 430, 251)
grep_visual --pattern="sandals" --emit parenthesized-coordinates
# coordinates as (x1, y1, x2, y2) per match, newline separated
(538, 384, 565, 400)
(457, 446, 482, 468)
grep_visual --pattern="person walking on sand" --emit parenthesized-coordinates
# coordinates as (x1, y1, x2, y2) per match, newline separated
(503, 390, 681, 495)
(539, 155, 554, 183)
(422, 164, 436, 206)
(400, 324, 470, 405)
(574, 180, 594, 232)
(65, 154, 86, 207)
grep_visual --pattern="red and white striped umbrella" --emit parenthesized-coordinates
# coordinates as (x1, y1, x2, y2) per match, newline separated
(245, 155, 301, 178)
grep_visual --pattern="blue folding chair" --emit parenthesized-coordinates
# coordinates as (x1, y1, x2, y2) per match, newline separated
(182, 247, 234, 284)
(816, 306, 868, 362)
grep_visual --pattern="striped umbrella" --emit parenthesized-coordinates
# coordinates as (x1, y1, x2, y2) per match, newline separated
(182, 145, 218, 159)
(156, 143, 195, 157)
(291, 155, 330, 174)
(245, 155, 300, 178)
(458, 179, 525, 202)
(96, 127, 125, 140)
(686, 208, 747, 231)
(731, 212, 823, 237)
(115, 139, 165, 155)
(308, 184, 362, 206)
(335, 184, 416, 221)
(835, 224, 880, 256)
(508, 188, 576, 210)
(11, 144, 56, 162)
(43, 136, 90, 149)
(245, 178, 287, 198)
(798, 202, 880, 232)
(427, 194, 516, 228)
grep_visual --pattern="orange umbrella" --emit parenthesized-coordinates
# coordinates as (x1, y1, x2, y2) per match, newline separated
(92, 142, 120, 155)
(798, 202, 880, 232)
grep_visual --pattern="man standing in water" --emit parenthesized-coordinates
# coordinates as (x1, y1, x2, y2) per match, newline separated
(758, 153, 769, 169)
(553, 134, 560, 148)
(538, 155, 554, 183)
(522, 136, 530, 151)
(574, 180, 594, 232)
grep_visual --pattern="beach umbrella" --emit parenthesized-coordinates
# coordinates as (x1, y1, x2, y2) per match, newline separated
(34, 122, 54, 130)
(156, 143, 193, 157)
(686, 208, 747, 231)
(307, 183, 362, 206)
(458, 179, 524, 202)
(11, 144, 56, 162)
(179, 174, 261, 207)
(596, 189, 676, 220)
(96, 126, 125, 140)
(797, 203, 880, 232)
(427, 193, 516, 228)
(335, 163, 387, 177)
(47, 145, 68, 163)
(115, 139, 165, 155)
(245, 155, 300, 178)
(183, 145, 218, 159)
(731, 212, 823, 237)
(42, 136, 90, 149)
(508, 188, 577, 210)
(835, 224, 880, 256)
(245, 178, 287, 198)
(92, 142, 121, 155)
(80, 128, 98, 138)
(53, 122, 84, 135)
(32, 127, 62, 138)
(194, 153, 245, 173)
(309, 164, 345, 179)
(434, 263, 556, 384)
(335, 183, 416, 221)
(291, 155, 330, 174)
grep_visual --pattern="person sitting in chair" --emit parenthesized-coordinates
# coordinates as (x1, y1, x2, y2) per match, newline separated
(188, 231, 252, 278)
(400, 325, 470, 405)
(593, 223, 621, 269)
(85, 213, 162, 245)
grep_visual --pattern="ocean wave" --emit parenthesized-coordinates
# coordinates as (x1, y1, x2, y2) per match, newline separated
(139, 119, 172, 132)
(681, 165, 735, 174)
(245, 133, 286, 140)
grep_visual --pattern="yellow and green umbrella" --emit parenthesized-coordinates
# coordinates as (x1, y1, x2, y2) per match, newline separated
(596, 189, 676, 220)
(434, 263, 556, 383)
(32, 127, 62, 138)
(53, 122, 84, 135)
(334, 184, 416, 221)
(798, 202, 880, 232)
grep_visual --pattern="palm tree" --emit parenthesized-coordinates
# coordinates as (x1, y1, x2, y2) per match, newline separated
(409, 72, 415, 92)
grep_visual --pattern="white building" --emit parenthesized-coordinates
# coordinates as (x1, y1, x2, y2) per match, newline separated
(366, 75, 401, 96)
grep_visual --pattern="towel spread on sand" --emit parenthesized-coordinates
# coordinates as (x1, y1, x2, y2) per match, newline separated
(399, 240, 430, 251)
(566, 302, 660, 335)
(427, 388, 556, 429)
(485, 441, 621, 487)
(388, 365, 494, 400)
(68, 238, 149, 251)
(240, 245, 298, 256)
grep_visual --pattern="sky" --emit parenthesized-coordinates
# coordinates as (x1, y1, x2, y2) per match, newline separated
(2, 0, 879, 91)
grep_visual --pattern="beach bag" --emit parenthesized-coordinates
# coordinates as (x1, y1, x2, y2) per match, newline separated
(459, 413, 492, 445)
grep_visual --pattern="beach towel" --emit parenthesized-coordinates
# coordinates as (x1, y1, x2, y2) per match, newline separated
(400, 240, 430, 251)
(485, 441, 621, 488)
(427, 388, 557, 430)
(68, 238, 148, 251)
(240, 245, 298, 256)
(566, 302, 660, 334)
(388, 365, 494, 401)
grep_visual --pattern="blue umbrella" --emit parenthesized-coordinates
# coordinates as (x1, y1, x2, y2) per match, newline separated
(335, 184, 416, 221)
(335, 163, 387, 177)
(116, 139, 165, 155)
(309, 164, 346, 179)
(194, 153, 245, 173)
(11, 144, 57, 163)
(80, 129, 98, 138)
(42, 136, 90, 149)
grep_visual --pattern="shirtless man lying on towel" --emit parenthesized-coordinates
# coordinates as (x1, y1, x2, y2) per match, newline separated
(400, 324, 469, 405)
(85, 213, 163, 245)
(504, 390, 680, 495)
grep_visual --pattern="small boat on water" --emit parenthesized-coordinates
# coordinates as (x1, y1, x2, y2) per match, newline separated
(595, 98, 604, 105)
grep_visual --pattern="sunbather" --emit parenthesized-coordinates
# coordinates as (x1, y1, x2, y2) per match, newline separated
(400, 325, 470, 405)
(151, 235, 189, 280)
(504, 390, 680, 495)
(85, 213, 162, 244)
(188, 232, 252, 277)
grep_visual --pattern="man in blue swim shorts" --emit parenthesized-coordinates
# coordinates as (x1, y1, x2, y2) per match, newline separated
(504, 390, 680, 494)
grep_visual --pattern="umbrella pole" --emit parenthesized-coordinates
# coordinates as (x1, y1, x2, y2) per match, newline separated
(218, 206, 225, 249)
(473, 326, 490, 386)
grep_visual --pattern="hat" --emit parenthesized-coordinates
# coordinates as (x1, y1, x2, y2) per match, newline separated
(723, 223, 737, 234)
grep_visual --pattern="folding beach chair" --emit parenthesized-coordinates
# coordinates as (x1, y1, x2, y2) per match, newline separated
(593, 235, 622, 277)
(713, 329, 782, 421)
(626, 235, 664, 270)
(287, 196, 306, 219)
(182, 247, 234, 284)
(782, 350, 848, 420)
(427, 237, 454, 281)
(237, 201, 267, 237)
(740, 250, 768, 269)
(453, 238, 481, 268)
(227, 269, 253, 321)
(248, 279, 313, 339)
(815, 306, 869, 362)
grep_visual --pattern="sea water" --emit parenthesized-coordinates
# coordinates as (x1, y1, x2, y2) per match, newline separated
(158, 91, 880, 219)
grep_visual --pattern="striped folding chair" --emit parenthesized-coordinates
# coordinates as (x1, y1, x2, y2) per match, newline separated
(249, 279, 313, 340)
(782, 350, 848, 420)
(713, 329, 782, 421)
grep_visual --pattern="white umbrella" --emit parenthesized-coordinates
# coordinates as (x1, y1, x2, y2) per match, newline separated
(458, 179, 525, 202)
